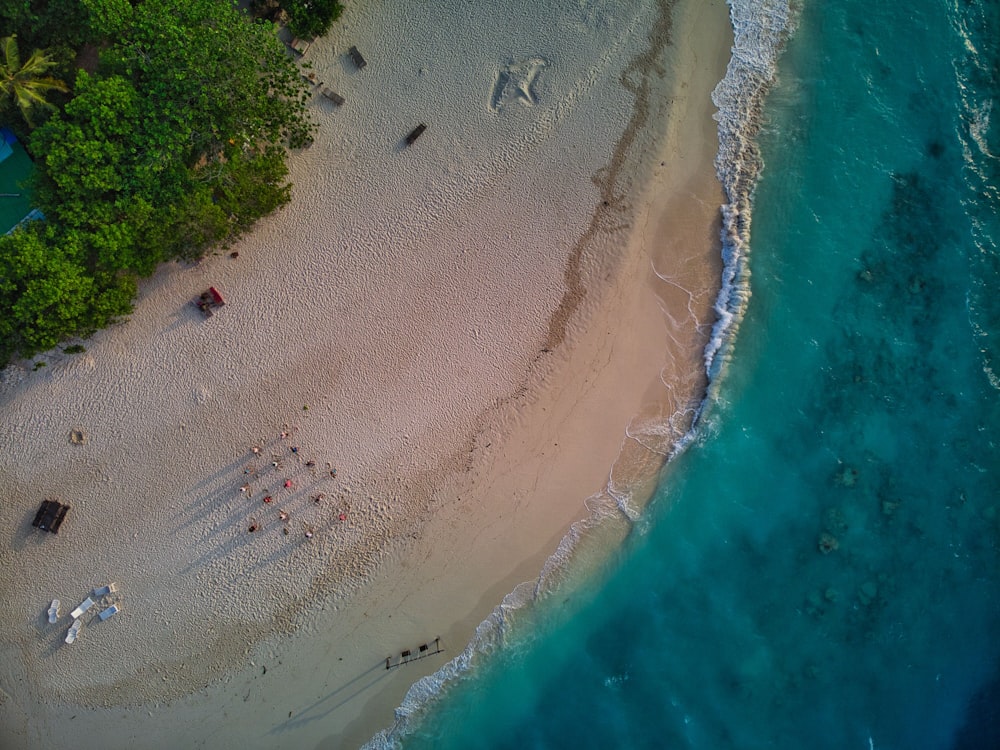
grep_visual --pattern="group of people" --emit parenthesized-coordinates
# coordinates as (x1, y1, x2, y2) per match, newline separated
(243, 426, 337, 540)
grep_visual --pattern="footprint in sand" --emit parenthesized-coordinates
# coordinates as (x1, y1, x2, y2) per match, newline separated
(490, 56, 550, 111)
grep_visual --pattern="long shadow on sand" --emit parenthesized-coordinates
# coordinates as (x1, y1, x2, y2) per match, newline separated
(267, 659, 392, 738)
(172, 443, 346, 576)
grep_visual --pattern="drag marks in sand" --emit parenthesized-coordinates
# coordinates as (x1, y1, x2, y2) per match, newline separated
(490, 56, 550, 111)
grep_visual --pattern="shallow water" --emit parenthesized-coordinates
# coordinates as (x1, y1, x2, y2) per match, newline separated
(386, 0, 1000, 747)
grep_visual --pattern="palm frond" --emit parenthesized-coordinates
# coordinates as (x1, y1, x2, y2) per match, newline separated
(19, 50, 60, 78)
(0, 36, 19, 74)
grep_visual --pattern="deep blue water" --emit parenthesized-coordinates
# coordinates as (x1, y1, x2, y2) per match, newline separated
(382, 0, 1000, 747)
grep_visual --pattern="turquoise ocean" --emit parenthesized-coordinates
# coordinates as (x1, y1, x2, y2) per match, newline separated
(373, 0, 1000, 747)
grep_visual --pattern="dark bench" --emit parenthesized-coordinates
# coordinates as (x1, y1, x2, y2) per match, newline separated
(32, 500, 70, 534)
(405, 124, 427, 146)
(348, 46, 367, 69)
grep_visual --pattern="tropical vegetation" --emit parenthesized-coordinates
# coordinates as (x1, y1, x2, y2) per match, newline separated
(250, 0, 344, 41)
(0, 35, 70, 128)
(0, 0, 327, 367)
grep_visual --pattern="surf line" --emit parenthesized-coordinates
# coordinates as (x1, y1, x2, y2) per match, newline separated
(386, 637, 444, 670)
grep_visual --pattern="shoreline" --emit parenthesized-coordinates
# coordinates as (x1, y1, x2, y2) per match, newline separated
(0, 1, 733, 747)
(366, 1, 734, 743)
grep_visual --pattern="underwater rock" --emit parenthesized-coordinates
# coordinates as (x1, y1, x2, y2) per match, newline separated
(818, 533, 840, 554)
(858, 581, 878, 606)
(834, 465, 859, 487)
(824, 587, 840, 603)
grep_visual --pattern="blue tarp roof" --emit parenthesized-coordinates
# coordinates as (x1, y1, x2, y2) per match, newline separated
(0, 127, 41, 234)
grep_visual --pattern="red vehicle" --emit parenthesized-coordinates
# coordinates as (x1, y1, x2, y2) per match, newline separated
(195, 287, 226, 316)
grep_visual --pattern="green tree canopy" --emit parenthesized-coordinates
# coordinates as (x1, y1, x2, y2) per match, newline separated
(0, 225, 134, 361)
(0, 0, 321, 367)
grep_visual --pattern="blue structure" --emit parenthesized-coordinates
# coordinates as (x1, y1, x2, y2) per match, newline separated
(0, 127, 43, 234)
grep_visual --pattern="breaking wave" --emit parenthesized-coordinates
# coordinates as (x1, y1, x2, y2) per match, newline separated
(363, 2, 797, 746)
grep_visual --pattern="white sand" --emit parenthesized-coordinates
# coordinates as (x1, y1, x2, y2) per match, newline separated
(0, 0, 732, 747)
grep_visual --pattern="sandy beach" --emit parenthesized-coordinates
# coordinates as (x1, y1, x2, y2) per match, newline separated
(0, 0, 731, 747)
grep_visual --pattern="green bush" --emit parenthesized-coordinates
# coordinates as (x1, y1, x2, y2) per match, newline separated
(284, 0, 343, 40)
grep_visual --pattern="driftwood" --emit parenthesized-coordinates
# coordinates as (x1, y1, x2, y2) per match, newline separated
(321, 87, 345, 106)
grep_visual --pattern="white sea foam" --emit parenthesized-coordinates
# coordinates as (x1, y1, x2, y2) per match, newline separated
(703, 0, 794, 386)
(362, 579, 546, 749)
(365, 2, 798, 746)
(951, 0, 1000, 394)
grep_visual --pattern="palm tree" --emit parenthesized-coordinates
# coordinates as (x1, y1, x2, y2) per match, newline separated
(0, 35, 70, 128)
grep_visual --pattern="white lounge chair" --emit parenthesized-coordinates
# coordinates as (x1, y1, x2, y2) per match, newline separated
(93, 583, 118, 598)
(48, 599, 60, 623)
(98, 605, 119, 621)
(65, 619, 82, 644)
(70, 597, 94, 619)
